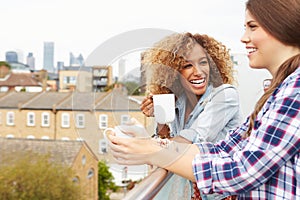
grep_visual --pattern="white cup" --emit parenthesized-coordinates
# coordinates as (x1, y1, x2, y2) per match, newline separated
(103, 126, 131, 142)
(153, 94, 175, 124)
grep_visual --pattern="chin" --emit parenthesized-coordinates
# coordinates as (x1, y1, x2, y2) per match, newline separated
(249, 64, 265, 69)
(194, 89, 206, 96)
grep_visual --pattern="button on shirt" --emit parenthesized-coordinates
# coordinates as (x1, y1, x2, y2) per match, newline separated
(193, 67, 300, 199)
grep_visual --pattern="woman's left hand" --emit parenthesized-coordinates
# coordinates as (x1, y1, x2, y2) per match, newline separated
(108, 131, 192, 168)
(108, 134, 161, 165)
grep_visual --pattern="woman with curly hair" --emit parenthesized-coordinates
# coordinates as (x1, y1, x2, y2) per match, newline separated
(140, 32, 241, 199)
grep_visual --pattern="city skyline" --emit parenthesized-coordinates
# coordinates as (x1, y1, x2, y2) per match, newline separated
(1, 0, 247, 71)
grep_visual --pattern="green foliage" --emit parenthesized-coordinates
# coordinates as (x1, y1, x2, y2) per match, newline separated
(104, 81, 142, 95)
(0, 61, 11, 69)
(123, 81, 141, 95)
(98, 160, 119, 200)
(0, 152, 82, 200)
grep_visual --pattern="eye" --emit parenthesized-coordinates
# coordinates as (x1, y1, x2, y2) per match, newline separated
(199, 60, 208, 66)
(247, 23, 258, 30)
(182, 63, 193, 69)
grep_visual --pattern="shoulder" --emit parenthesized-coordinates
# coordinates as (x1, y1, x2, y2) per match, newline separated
(276, 67, 300, 97)
(212, 84, 239, 98)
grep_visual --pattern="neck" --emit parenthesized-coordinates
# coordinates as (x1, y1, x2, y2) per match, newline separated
(270, 47, 300, 76)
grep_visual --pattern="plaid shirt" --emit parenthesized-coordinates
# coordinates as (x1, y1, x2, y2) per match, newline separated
(193, 66, 300, 199)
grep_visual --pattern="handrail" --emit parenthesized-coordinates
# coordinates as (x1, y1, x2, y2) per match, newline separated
(122, 167, 173, 200)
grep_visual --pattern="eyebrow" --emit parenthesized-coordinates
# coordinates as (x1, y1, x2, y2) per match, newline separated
(185, 56, 207, 63)
(245, 20, 256, 26)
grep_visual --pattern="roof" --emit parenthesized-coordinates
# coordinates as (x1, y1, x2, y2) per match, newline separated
(0, 73, 40, 86)
(60, 66, 93, 72)
(20, 92, 71, 110)
(129, 95, 144, 104)
(0, 137, 96, 166)
(0, 90, 142, 111)
(55, 92, 106, 111)
(95, 89, 141, 111)
(0, 91, 38, 109)
(0, 92, 7, 99)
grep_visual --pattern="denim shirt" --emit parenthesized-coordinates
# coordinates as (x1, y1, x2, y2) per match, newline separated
(171, 84, 241, 143)
(171, 84, 242, 144)
(154, 84, 242, 200)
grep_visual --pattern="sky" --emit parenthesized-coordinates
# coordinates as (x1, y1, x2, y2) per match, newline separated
(0, 0, 248, 71)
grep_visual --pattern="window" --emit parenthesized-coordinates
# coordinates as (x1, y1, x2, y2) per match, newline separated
(99, 114, 108, 129)
(87, 168, 95, 179)
(27, 112, 35, 126)
(61, 113, 70, 128)
(75, 114, 85, 128)
(121, 114, 130, 125)
(63, 76, 77, 84)
(72, 176, 80, 184)
(61, 137, 70, 141)
(41, 136, 50, 140)
(99, 139, 107, 154)
(6, 134, 14, 138)
(27, 135, 35, 139)
(0, 87, 9, 92)
(6, 112, 14, 126)
(82, 155, 86, 165)
(41, 112, 50, 127)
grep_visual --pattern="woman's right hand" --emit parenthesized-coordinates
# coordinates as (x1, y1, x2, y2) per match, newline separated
(140, 94, 154, 117)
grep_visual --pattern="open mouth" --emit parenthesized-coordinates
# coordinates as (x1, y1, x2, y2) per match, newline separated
(247, 48, 257, 54)
(190, 78, 205, 85)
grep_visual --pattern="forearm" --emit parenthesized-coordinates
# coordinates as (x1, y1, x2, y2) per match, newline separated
(164, 144, 199, 181)
(171, 135, 192, 144)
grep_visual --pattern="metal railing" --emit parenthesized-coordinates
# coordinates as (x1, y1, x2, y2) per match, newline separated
(122, 167, 173, 200)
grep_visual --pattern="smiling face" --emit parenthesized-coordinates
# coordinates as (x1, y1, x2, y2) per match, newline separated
(240, 10, 298, 76)
(178, 43, 209, 99)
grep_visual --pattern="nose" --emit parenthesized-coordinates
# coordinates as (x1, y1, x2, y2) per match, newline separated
(192, 65, 202, 75)
(240, 31, 250, 44)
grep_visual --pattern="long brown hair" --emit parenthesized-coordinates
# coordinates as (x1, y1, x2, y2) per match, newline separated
(245, 0, 300, 137)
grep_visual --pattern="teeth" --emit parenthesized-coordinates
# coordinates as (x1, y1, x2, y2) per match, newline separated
(190, 79, 205, 84)
(247, 48, 257, 54)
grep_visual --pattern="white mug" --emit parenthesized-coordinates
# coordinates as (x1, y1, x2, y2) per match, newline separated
(153, 93, 175, 124)
(102, 126, 131, 142)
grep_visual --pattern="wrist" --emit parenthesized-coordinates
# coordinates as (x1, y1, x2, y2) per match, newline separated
(152, 137, 172, 149)
(156, 123, 171, 139)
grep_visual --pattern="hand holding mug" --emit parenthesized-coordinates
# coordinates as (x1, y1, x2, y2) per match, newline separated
(103, 126, 132, 143)
(140, 95, 154, 117)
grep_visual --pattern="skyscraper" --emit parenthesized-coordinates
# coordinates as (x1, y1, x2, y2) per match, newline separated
(57, 61, 64, 71)
(5, 51, 18, 63)
(118, 58, 126, 80)
(26, 52, 35, 70)
(69, 52, 84, 66)
(43, 42, 54, 72)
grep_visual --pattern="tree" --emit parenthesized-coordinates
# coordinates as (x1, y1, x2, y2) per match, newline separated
(123, 81, 141, 95)
(98, 160, 119, 200)
(0, 152, 82, 200)
(104, 82, 142, 95)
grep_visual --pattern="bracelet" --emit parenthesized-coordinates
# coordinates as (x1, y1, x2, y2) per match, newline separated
(152, 137, 171, 148)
